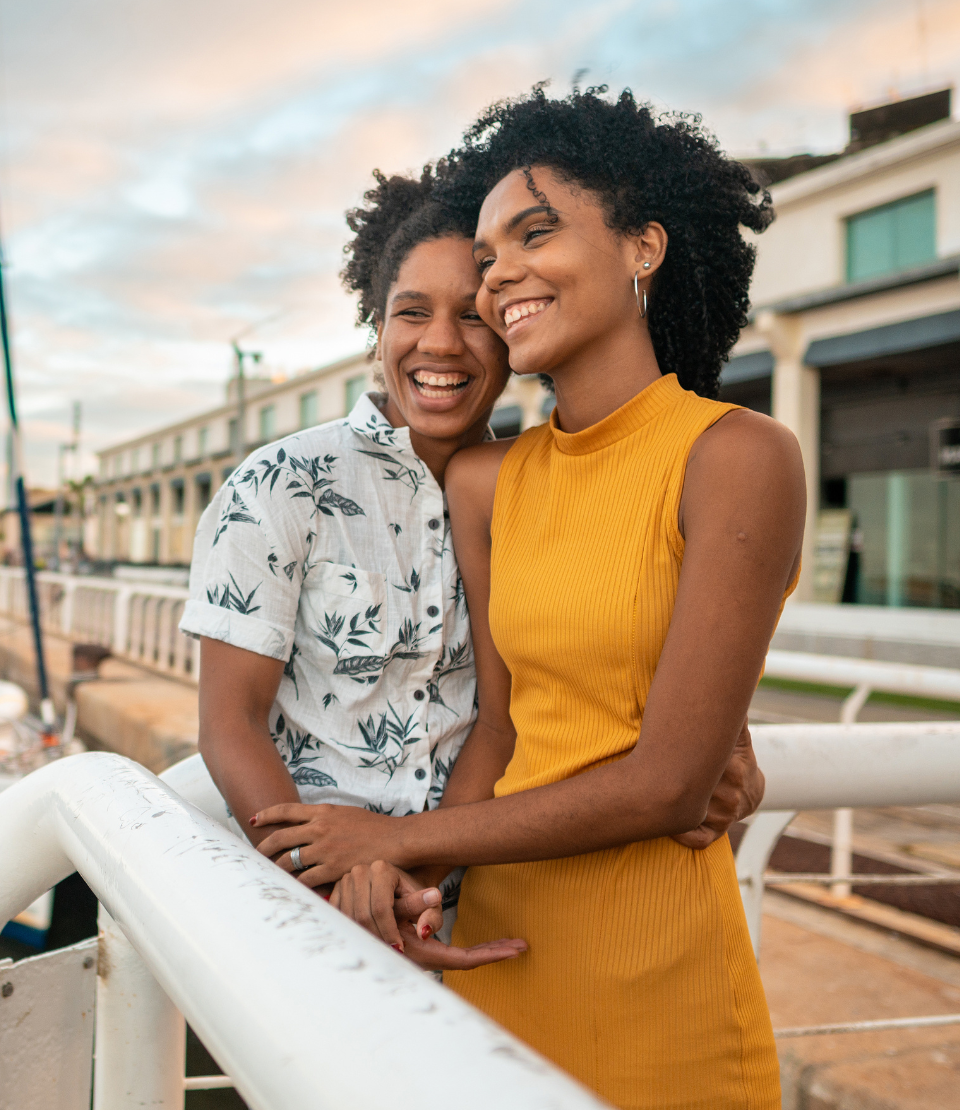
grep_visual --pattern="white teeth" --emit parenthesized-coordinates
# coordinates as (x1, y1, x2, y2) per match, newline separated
(504, 301, 548, 327)
(412, 371, 469, 398)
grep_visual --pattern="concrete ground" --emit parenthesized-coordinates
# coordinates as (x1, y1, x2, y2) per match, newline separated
(762, 891, 960, 1109)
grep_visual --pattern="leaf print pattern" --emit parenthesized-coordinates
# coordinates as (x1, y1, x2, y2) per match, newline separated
(292, 766, 337, 788)
(212, 487, 258, 546)
(181, 390, 480, 819)
(283, 642, 301, 699)
(342, 702, 424, 779)
(393, 567, 421, 594)
(239, 447, 365, 521)
(354, 447, 427, 501)
(428, 641, 472, 714)
(207, 574, 261, 615)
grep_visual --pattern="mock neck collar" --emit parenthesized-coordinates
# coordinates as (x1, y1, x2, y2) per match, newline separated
(549, 374, 684, 456)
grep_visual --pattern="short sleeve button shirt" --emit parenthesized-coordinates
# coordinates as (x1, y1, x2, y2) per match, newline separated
(180, 392, 479, 816)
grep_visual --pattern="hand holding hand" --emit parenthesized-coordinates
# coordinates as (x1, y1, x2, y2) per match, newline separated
(330, 861, 445, 949)
(671, 720, 764, 850)
(330, 860, 528, 972)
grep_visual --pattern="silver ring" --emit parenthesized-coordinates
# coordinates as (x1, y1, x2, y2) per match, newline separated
(290, 845, 304, 871)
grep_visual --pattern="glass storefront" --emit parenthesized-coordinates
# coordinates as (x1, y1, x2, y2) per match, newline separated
(847, 470, 960, 608)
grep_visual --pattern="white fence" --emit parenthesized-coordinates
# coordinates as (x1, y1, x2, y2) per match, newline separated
(0, 753, 607, 1110)
(0, 566, 195, 683)
(1, 718, 959, 1106)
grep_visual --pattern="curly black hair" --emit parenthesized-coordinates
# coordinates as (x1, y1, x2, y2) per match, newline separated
(435, 85, 774, 398)
(340, 165, 476, 335)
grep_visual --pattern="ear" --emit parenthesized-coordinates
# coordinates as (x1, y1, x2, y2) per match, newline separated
(624, 221, 668, 277)
(374, 321, 383, 362)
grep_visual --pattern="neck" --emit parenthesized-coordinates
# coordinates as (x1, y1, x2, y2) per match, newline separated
(549, 322, 662, 434)
(379, 397, 490, 488)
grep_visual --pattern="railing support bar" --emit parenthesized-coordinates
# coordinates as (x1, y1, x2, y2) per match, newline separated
(735, 809, 797, 956)
(94, 909, 185, 1110)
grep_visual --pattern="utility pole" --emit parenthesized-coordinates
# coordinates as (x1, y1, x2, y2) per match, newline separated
(0, 217, 56, 739)
(231, 341, 261, 461)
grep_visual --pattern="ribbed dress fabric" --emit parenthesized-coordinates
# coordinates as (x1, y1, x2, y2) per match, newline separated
(445, 373, 784, 1110)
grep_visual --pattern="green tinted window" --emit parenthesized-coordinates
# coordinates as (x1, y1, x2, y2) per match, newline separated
(259, 404, 276, 442)
(299, 391, 318, 429)
(846, 190, 935, 283)
(344, 374, 367, 414)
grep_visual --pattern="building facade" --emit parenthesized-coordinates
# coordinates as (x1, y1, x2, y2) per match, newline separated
(723, 91, 960, 607)
(92, 352, 549, 568)
(94, 90, 960, 608)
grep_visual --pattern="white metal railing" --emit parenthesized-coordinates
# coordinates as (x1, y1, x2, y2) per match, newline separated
(764, 649, 960, 897)
(0, 752, 606, 1110)
(0, 566, 195, 683)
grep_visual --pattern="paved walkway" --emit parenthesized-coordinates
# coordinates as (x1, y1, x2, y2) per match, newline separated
(763, 891, 960, 1109)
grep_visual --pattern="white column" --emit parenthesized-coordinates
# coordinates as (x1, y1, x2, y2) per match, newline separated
(759, 312, 819, 602)
(94, 910, 185, 1110)
(886, 471, 908, 607)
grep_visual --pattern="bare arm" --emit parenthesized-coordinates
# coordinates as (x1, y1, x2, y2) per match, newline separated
(255, 410, 804, 875)
(198, 636, 299, 849)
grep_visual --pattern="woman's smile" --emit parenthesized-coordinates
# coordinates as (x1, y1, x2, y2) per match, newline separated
(408, 366, 473, 403)
(502, 298, 553, 332)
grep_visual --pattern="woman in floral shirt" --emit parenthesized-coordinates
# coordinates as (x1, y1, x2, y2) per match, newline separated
(186, 166, 763, 970)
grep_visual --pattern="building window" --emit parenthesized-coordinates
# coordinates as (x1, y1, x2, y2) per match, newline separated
(299, 391, 318, 429)
(152, 442, 161, 469)
(113, 454, 122, 477)
(259, 404, 276, 442)
(132, 488, 142, 515)
(198, 426, 209, 457)
(150, 484, 161, 516)
(344, 374, 367, 414)
(173, 435, 183, 464)
(171, 480, 185, 516)
(131, 447, 140, 474)
(845, 190, 935, 284)
(196, 473, 212, 511)
(229, 418, 239, 455)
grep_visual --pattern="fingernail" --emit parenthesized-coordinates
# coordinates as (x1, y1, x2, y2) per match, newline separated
(421, 889, 441, 906)
(249, 815, 257, 826)
(320, 894, 330, 901)
(391, 943, 404, 953)
(419, 925, 432, 940)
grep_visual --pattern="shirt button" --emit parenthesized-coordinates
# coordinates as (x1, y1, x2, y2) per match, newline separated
(415, 768, 427, 780)
(428, 518, 440, 530)
(413, 689, 425, 701)
(427, 605, 439, 617)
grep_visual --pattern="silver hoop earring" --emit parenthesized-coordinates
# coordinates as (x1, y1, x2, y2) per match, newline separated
(634, 271, 647, 319)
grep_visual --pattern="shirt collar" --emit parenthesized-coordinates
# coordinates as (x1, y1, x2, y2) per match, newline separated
(347, 390, 497, 457)
(346, 391, 418, 462)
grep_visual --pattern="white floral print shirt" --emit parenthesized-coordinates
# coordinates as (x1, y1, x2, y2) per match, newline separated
(180, 392, 482, 818)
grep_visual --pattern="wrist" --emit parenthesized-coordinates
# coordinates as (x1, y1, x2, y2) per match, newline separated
(395, 811, 433, 871)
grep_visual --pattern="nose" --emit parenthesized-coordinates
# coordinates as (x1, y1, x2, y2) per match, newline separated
(418, 311, 465, 357)
(482, 251, 524, 293)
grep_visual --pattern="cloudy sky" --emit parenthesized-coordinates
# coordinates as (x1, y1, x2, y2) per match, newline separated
(0, 0, 958, 485)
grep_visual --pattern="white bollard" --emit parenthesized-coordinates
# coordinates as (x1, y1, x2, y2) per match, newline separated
(94, 910, 185, 1110)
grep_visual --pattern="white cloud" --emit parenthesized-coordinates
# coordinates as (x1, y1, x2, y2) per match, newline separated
(0, 0, 957, 484)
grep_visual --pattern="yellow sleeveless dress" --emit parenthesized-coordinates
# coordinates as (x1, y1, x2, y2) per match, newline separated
(446, 374, 784, 1110)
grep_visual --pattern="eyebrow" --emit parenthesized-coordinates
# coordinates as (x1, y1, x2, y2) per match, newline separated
(472, 204, 556, 253)
(391, 291, 429, 303)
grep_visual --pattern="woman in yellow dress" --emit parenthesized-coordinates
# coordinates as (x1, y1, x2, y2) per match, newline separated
(254, 87, 805, 1108)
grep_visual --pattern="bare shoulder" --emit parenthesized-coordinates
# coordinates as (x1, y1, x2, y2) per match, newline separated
(688, 408, 804, 491)
(445, 438, 517, 517)
(680, 407, 806, 547)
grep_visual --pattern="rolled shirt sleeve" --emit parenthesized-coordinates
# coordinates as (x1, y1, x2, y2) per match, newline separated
(180, 476, 300, 662)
